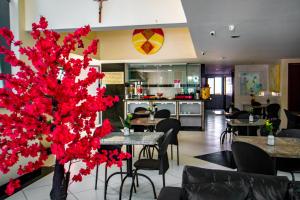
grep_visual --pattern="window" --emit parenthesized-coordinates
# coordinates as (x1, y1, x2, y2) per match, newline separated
(214, 77, 222, 95)
(207, 78, 214, 94)
(225, 77, 233, 95)
(207, 77, 223, 95)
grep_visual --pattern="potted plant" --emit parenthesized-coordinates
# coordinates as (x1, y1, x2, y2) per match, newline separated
(123, 113, 133, 135)
(0, 17, 129, 199)
(265, 120, 275, 146)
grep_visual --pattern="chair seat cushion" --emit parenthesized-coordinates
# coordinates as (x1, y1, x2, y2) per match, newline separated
(277, 158, 300, 172)
(134, 159, 160, 170)
(158, 187, 183, 200)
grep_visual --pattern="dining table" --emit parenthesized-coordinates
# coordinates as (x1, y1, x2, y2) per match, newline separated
(100, 131, 164, 199)
(233, 136, 300, 158)
(134, 110, 150, 116)
(130, 117, 165, 126)
(227, 118, 266, 136)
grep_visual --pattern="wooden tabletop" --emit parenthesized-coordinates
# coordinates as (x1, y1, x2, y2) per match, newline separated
(233, 136, 300, 158)
(134, 110, 150, 115)
(227, 119, 266, 127)
(130, 117, 164, 126)
(101, 132, 164, 145)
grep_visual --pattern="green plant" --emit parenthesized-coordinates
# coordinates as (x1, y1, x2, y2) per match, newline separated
(265, 120, 273, 134)
(124, 113, 133, 128)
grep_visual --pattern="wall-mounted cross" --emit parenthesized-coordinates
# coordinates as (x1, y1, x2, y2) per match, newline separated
(95, 0, 108, 23)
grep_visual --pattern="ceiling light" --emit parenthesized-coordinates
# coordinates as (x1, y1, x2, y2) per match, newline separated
(228, 24, 235, 32)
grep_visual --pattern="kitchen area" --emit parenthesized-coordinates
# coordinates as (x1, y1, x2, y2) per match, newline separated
(122, 63, 210, 131)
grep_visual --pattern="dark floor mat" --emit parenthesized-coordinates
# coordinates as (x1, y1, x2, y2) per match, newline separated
(195, 150, 236, 169)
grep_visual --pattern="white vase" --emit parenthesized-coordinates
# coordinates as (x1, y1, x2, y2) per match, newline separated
(123, 127, 130, 136)
(267, 134, 275, 146)
(249, 114, 254, 122)
(150, 114, 154, 121)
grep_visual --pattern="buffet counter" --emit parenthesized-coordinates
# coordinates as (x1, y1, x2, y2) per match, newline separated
(124, 99, 206, 130)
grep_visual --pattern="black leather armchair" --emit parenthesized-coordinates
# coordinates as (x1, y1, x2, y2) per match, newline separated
(158, 166, 298, 200)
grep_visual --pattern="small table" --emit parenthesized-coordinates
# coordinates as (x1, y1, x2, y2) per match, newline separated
(234, 136, 300, 158)
(134, 110, 150, 116)
(130, 117, 164, 126)
(227, 119, 266, 136)
(101, 131, 164, 199)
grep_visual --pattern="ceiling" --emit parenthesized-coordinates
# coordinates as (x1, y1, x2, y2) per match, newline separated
(181, 0, 300, 64)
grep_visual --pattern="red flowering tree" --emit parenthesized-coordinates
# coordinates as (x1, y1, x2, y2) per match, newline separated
(0, 17, 129, 199)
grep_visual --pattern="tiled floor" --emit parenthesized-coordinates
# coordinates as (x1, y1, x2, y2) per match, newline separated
(6, 111, 299, 200)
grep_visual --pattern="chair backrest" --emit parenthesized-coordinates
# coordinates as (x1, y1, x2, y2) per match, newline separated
(231, 141, 276, 175)
(284, 109, 299, 129)
(134, 107, 147, 113)
(266, 103, 280, 119)
(158, 129, 173, 174)
(237, 112, 250, 119)
(154, 109, 171, 118)
(277, 129, 300, 138)
(156, 118, 181, 145)
(228, 110, 249, 119)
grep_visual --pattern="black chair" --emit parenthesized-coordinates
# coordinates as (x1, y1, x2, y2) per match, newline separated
(129, 129, 174, 199)
(95, 145, 126, 199)
(220, 111, 250, 144)
(232, 141, 277, 175)
(251, 101, 263, 116)
(266, 103, 280, 119)
(277, 129, 300, 182)
(134, 107, 147, 113)
(156, 118, 181, 165)
(284, 109, 300, 129)
(225, 105, 240, 113)
(154, 109, 171, 118)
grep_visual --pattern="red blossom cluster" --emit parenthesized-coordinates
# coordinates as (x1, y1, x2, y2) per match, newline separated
(0, 17, 130, 195)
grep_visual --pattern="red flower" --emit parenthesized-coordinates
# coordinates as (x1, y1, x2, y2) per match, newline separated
(0, 17, 127, 196)
(5, 179, 21, 196)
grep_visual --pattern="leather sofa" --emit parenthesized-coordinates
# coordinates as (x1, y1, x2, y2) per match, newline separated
(158, 166, 299, 200)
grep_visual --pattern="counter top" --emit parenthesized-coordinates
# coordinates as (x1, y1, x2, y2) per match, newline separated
(124, 98, 210, 102)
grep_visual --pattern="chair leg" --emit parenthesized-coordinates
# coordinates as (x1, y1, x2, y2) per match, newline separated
(162, 172, 166, 188)
(290, 172, 295, 182)
(171, 144, 173, 160)
(136, 171, 139, 187)
(129, 170, 137, 200)
(119, 174, 129, 200)
(104, 165, 108, 200)
(176, 145, 179, 166)
(132, 145, 135, 157)
(95, 165, 99, 190)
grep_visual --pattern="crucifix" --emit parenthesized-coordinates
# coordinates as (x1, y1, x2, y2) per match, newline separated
(95, 0, 108, 23)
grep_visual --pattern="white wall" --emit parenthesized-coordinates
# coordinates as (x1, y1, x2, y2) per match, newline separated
(97, 28, 196, 61)
(234, 65, 280, 110)
(25, 0, 187, 31)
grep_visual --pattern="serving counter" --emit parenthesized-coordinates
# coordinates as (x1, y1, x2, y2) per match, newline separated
(124, 99, 205, 130)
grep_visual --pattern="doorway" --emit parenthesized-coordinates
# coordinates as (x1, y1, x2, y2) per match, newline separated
(288, 63, 300, 111)
(202, 65, 234, 110)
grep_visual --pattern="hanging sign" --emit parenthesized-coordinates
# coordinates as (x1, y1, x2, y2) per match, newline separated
(132, 29, 164, 55)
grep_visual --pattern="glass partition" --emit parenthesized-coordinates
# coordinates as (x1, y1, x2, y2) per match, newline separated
(126, 63, 201, 98)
